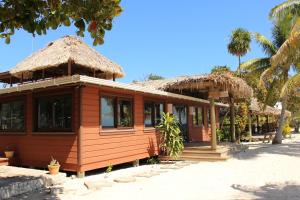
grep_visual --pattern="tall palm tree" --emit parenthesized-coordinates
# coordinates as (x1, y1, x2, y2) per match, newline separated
(261, 19, 300, 144)
(227, 28, 251, 76)
(240, 25, 287, 106)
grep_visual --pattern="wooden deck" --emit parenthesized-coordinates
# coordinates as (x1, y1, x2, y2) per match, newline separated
(160, 142, 230, 162)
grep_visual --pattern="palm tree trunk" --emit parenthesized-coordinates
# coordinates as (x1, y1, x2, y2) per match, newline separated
(237, 56, 241, 76)
(272, 95, 287, 144)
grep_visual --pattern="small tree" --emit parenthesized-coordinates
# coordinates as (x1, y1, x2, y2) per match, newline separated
(156, 112, 184, 159)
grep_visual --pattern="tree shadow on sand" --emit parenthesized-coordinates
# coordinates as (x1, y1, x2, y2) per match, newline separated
(232, 141, 300, 160)
(231, 182, 300, 200)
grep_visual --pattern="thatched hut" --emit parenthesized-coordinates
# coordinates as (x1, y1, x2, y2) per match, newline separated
(135, 72, 253, 149)
(1, 36, 124, 84)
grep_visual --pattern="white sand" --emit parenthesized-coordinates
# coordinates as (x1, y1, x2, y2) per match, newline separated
(15, 135, 300, 200)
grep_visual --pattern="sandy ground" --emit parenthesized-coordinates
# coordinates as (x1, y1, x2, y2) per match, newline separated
(12, 134, 300, 200)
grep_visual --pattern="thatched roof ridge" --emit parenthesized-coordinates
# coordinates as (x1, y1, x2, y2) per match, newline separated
(134, 72, 253, 99)
(9, 35, 125, 79)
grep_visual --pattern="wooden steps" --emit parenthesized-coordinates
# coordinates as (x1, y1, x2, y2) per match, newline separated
(0, 158, 9, 166)
(160, 146, 230, 162)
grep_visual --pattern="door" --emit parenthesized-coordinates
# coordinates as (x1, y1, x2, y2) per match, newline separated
(173, 105, 189, 142)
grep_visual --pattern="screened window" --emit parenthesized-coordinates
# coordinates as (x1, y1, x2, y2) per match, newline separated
(192, 107, 203, 126)
(101, 97, 133, 128)
(36, 95, 72, 131)
(0, 101, 24, 132)
(101, 97, 115, 128)
(144, 102, 164, 127)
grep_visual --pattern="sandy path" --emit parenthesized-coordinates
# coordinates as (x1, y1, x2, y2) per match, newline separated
(12, 135, 300, 200)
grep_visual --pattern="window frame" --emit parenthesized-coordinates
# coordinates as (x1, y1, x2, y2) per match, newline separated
(34, 94, 73, 132)
(100, 94, 134, 129)
(143, 100, 165, 128)
(0, 97, 26, 133)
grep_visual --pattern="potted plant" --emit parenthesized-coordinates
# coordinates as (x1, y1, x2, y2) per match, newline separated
(4, 146, 14, 158)
(48, 157, 60, 175)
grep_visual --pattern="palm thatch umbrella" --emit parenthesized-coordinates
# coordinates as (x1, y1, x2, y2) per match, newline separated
(9, 35, 125, 80)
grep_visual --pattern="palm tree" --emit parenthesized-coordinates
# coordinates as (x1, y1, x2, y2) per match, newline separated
(263, 19, 300, 144)
(240, 25, 287, 106)
(227, 28, 251, 76)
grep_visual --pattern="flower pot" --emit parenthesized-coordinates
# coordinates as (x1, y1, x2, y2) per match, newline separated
(4, 151, 14, 158)
(48, 165, 60, 175)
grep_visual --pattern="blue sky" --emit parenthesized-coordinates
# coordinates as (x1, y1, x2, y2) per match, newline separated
(0, 0, 283, 83)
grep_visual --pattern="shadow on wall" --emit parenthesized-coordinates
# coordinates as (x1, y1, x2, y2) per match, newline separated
(232, 141, 300, 160)
(231, 182, 300, 200)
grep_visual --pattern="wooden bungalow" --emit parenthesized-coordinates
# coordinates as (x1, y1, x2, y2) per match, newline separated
(0, 36, 230, 176)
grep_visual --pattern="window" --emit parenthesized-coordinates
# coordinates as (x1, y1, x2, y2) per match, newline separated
(36, 95, 72, 131)
(118, 99, 133, 127)
(100, 96, 133, 128)
(192, 107, 203, 126)
(0, 100, 24, 132)
(144, 102, 164, 127)
(101, 97, 116, 128)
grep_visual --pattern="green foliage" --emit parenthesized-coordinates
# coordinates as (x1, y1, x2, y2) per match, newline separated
(146, 73, 165, 81)
(235, 103, 249, 143)
(227, 28, 251, 57)
(211, 65, 232, 74)
(156, 112, 184, 159)
(147, 156, 160, 165)
(0, 0, 122, 45)
(49, 157, 60, 166)
(216, 128, 230, 142)
(106, 164, 113, 173)
(282, 121, 292, 137)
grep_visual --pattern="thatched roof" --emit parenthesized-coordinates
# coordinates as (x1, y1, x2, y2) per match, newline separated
(9, 36, 125, 79)
(134, 72, 253, 100)
(250, 98, 291, 117)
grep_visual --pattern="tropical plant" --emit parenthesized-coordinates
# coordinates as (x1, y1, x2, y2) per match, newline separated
(156, 112, 184, 159)
(240, 25, 287, 105)
(211, 65, 232, 74)
(235, 103, 249, 144)
(0, 0, 122, 45)
(282, 121, 292, 137)
(147, 156, 160, 165)
(106, 164, 113, 173)
(227, 28, 251, 75)
(49, 157, 60, 166)
(216, 128, 230, 142)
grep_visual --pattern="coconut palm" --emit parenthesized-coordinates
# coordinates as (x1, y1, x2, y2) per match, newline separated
(227, 28, 251, 76)
(240, 25, 287, 106)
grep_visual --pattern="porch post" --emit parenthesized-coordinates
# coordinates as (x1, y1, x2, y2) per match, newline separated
(248, 112, 252, 141)
(229, 97, 236, 142)
(209, 98, 217, 150)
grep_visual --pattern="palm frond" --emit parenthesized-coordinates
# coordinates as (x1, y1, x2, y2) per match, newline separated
(270, 0, 300, 19)
(240, 58, 270, 72)
(271, 18, 300, 68)
(253, 32, 277, 56)
(280, 72, 300, 98)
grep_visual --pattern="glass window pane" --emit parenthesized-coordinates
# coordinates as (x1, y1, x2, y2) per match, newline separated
(0, 101, 24, 131)
(101, 97, 115, 127)
(198, 107, 203, 126)
(118, 99, 133, 127)
(154, 103, 163, 125)
(192, 107, 198, 126)
(144, 103, 153, 126)
(37, 95, 72, 131)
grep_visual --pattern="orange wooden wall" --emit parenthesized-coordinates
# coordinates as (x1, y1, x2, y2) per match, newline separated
(0, 84, 221, 173)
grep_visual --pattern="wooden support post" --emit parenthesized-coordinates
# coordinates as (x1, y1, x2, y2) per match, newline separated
(93, 69, 96, 77)
(21, 73, 24, 84)
(229, 97, 236, 142)
(133, 159, 139, 167)
(77, 171, 85, 178)
(10, 76, 12, 87)
(68, 59, 72, 76)
(248, 112, 252, 141)
(42, 69, 45, 79)
(209, 98, 217, 150)
(256, 115, 259, 134)
(113, 74, 116, 81)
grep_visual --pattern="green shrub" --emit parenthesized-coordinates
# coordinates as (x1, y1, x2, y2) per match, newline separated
(217, 128, 230, 142)
(147, 156, 160, 164)
(282, 122, 292, 138)
(156, 112, 184, 158)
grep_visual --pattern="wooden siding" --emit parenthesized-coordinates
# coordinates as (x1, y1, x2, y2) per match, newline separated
(0, 87, 78, 171)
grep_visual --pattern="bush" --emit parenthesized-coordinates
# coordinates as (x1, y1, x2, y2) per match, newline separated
(282, 122, 292, 138)
(217, 128, 230, 142)
(156, 112, 184, 158)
